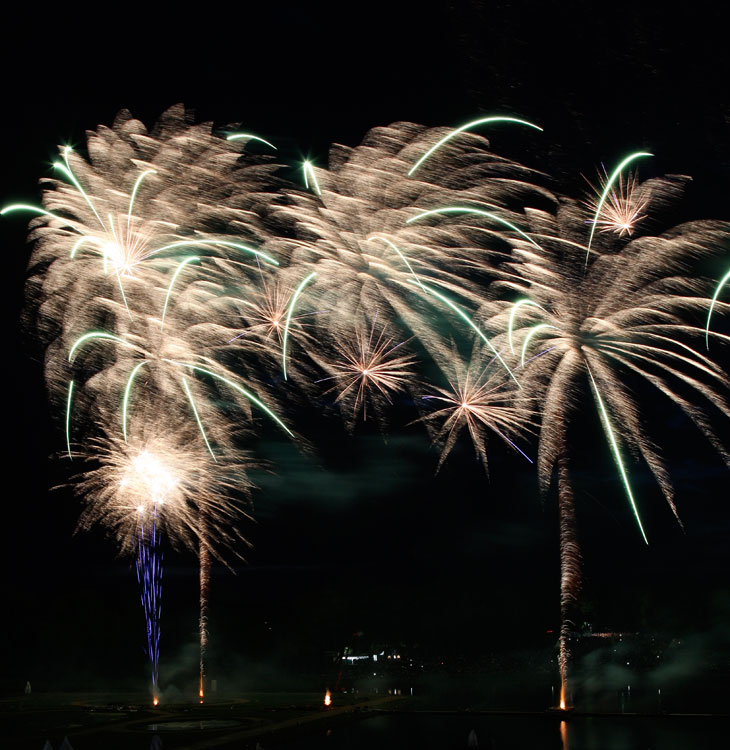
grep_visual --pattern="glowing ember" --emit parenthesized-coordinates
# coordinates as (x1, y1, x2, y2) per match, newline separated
(153, 697, 159, 707)
(324, 690, 332, 707)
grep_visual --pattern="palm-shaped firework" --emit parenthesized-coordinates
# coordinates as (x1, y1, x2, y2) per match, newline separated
(484, 171, 730, 706)
(10, 103, 730, 713)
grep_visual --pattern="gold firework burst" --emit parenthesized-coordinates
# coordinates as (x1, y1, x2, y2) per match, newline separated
(323, 322, 416, 422)
(584, 169, 648, 237)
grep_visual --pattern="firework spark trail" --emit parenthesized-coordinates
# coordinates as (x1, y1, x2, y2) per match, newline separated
(199, 518, 210, 702)
(407, 115, 543, 176)
(705, 267, 730, 348)
(555, 417, 579, 711)
(282, 272, 317, 380)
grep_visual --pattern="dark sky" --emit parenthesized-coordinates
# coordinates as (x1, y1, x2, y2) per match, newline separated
(2, 3, 730, 693)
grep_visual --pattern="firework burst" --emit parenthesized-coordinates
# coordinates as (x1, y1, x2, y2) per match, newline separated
(318, 320, 416, 426)
(73, 416, 254, 697)
(584, 168, 649, 238)
(74, 421, 253, 562)
(13, 105, 281, 403)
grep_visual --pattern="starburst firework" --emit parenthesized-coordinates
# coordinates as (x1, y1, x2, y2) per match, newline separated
(421, 344, 533, 471)
(584, 168, 649, 238)
(320, 321, 416, 425)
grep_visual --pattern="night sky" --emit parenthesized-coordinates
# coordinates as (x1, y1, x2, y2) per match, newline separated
(2, 3, 730, 696)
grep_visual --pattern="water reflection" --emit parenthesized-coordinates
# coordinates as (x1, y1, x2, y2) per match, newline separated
(274, 713, 730, 749)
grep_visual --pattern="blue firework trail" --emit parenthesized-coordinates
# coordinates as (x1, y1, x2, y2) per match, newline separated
(136, 507, 163, 698)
